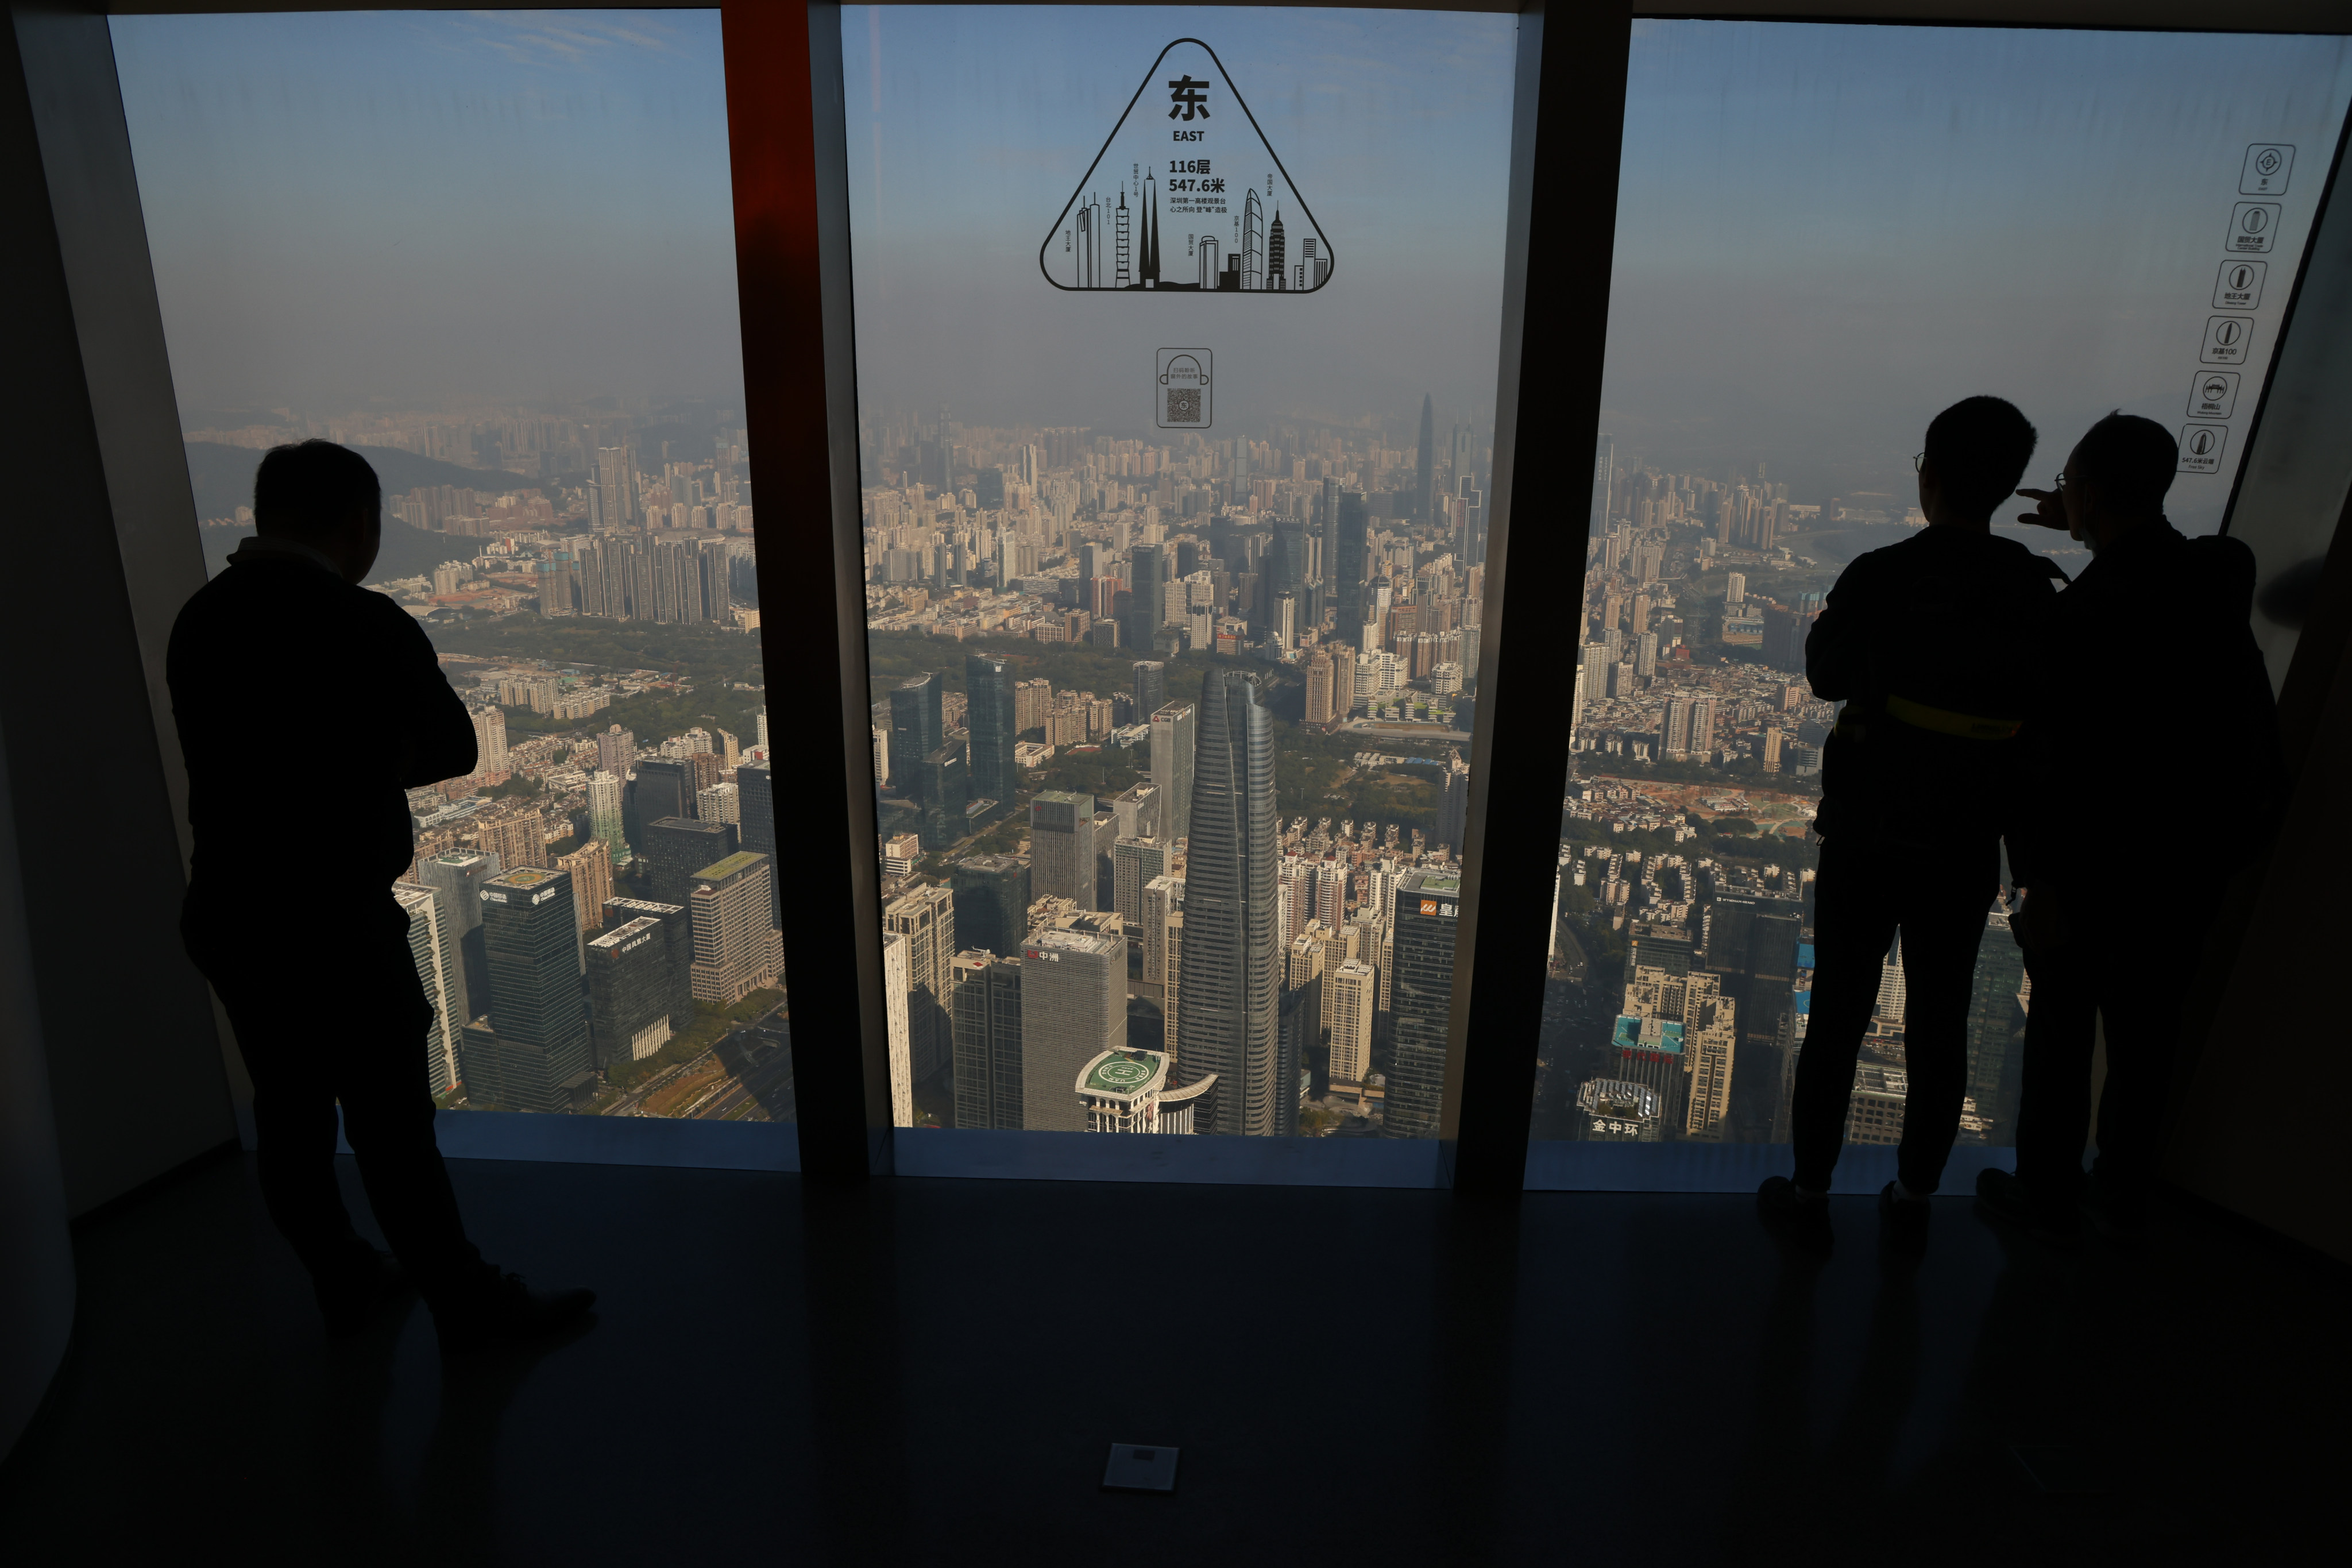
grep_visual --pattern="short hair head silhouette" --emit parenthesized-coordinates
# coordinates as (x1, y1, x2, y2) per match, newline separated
(2068, 410, 2177, 520)
(251, 438, 382, 581)
(1921, 395, 2037, 520)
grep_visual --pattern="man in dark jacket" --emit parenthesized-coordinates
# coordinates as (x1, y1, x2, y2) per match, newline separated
(168, 440, 591, 1350)
(1979, 413, 2283, 1243)
(1759, 396, 2064, 1253)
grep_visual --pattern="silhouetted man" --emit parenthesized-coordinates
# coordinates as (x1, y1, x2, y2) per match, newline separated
(1979, 413, 2282, 1243)
(1760, 397, 2064, 1253)
(168, 440, 592, 1349)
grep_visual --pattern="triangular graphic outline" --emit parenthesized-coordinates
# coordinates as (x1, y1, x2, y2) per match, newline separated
(1038, 38, 1334, 295)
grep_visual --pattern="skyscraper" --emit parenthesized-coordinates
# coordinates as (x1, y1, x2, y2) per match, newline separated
(595, 445, 635, 530)
(417, 850, 496, 1025)
(1241, 185, 1263, 290)
(393, 883, 461, 1096)
(912, 743, 970, 851)
(1127, 543, 1168, 650)
(883, 883, 957, 1084)
(1966, 909, 2030, 1140)
(889, 673, 943, 782)
(948, 852, 1030, 955)
(951, 949, 1024, 1129)
(1018, 924, 1126, 1133)
(1116, 183, 1131, 289)
(882, 929, 913, 1126)
(643, 816, 736, 907)
(1149, 700, 1196, 842)
(1268, 208, 1287, 290)
(965, 655, 1018, 807)
(459, 867, 592, 1113)
(588, 914, 686, 1069)
(633, 756, 696, 829)
(735, 760, 780, 928)
(1030, 790, 1096, 909)
(1334, 490, 1370, 639)
(1174, 671, 1279, 1136)
(1327, 958, 1376, 1086)
(1132, 659, 1168, 723)
(594, 723, 636, 777)
(587, 771, 628, 863)
(1384, 872, 1461, 1139)
(1590, 431, 1615, 531)
(1415, 393, 1436, 522)
(688, 852, 785, 1005)
(1111, 836, 1172, 927)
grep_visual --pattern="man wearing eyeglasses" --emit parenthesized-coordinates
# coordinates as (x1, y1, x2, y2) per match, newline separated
(1978, 412, 2283, 1245)
(1759, 396, 2064, 1254)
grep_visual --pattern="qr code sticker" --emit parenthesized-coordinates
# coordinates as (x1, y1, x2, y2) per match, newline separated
(1165, 388, 1202, 423)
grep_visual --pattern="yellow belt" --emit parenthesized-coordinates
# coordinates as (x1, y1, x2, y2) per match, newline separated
(1883, 694, 2022, 741)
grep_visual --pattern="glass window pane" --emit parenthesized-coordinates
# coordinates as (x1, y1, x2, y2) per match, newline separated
(843, 5, 1517, 1153)
(114, 10, 795, 1134)
(1528, 21, 2351, 1179)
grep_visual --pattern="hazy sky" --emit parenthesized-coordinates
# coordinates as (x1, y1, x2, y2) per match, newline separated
(110, 8, 2351, 534)
(1604, 22, 2352, 530)
(112, 9, 744, 418)
(841, 5, 1519, 442)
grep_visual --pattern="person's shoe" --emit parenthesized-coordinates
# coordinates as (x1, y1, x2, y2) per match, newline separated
(435, 1271, 597, 1355)
(1878, 1181, 1930, 1260)
(1975, 1168, 2080, 1248)
(2080, 1171, 2151, 1249)
(1756, 1176, 1832, 1253)
(316, 1249, 410, 1339)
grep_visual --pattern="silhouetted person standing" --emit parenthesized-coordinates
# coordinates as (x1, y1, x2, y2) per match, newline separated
(168, 440, 592, 1349)
(1979, 414, 2282, 1243)
(1760, 397, 2063, 1252)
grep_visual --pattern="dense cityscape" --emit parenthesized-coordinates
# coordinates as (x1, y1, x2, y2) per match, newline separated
(195, 387, 2046, 1154)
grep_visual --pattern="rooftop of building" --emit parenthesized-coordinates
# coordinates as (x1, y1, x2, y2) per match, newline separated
(1612, 1015, 1686, 1053)
(588, 916, 663, 949)
(693, 850, 768, 883)
(492, 867, 560, 888)
(1026, 926, 1121, 959)
(1077, 1048, 1167, 1099)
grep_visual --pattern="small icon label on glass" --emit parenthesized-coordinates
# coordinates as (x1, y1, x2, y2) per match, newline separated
(2212, 260, 2266, 311)
(2178, 424, 2227, 474)
(2187, 372, 2239, 421)
(2239, 144, 2293, 196)
(1156, 347, 1212, 429)
(2199, 315, 2254, 365)
(2227, 203, 2281, 254)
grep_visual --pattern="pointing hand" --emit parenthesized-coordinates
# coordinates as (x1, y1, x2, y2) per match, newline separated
(2014, 487, 2068, 532)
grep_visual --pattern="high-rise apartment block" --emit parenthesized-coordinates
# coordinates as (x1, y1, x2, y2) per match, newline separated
(1327, 959, 1376, 1086)
(587, 771, 628, 862)
(476, 810, 546, 873)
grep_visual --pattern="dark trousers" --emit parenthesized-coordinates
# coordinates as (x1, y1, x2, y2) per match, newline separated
(2014, 897, 2207, 1227)
(1790, 834, 1995, 1195)
(185, 896, 485, 1305)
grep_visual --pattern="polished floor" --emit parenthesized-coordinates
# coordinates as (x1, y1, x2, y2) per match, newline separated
(2, 1151, 2342, 1565)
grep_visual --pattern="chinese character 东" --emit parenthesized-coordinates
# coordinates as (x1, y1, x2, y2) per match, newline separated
(1168, 74, 1211, 121)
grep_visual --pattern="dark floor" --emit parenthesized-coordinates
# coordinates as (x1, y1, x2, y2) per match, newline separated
(2, 1153, 2342, 1566)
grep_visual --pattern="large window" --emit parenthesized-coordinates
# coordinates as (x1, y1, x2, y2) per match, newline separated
(1530, 21, 2351, 1173)
(841, 5, 1519, 1149)
(115, 10, 795, 1132)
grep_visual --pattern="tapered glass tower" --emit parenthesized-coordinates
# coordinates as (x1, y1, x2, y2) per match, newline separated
(1173, 671, 1278, 1135)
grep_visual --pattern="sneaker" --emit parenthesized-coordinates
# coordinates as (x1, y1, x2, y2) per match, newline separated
(316, 1248, 409, 1339)
(1756, 1176, 1832, 1253)
(435, 1271, 597, 1355)
(1975, 1168, 2080, 1247)
(1878, 1181, 1930, 1259)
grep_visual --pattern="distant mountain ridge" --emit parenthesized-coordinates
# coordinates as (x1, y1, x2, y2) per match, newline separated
(183, 440, 544, 522)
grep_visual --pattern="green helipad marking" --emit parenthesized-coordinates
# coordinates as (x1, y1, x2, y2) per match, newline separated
(1088, 1055, 1157, 1091)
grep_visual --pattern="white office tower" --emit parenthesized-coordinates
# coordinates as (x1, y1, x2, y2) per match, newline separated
(882, 928, 913, 1127)
(1149, 700, 1196, 842)
(395, 883, 462, 1096)
(1020, 925, 1126, 1133)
